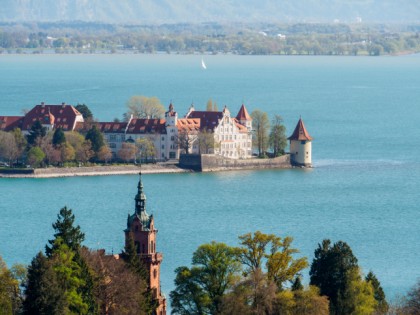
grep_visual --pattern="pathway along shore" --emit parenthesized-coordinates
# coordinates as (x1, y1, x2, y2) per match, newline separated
(0, 163, 190, 178)
(0, 156, 295, 178)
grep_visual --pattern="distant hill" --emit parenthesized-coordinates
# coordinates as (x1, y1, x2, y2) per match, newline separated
(1, 0, 420, 24)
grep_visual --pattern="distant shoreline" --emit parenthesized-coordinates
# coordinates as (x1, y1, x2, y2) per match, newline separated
(1, 51, 419, 57)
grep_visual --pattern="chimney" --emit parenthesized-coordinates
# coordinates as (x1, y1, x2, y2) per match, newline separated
(62, 102, 66, 108)
(41, 102, 45, 107)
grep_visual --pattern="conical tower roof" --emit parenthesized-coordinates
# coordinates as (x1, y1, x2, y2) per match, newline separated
(288, 118, 313, 141)
(236, 104, 252, 121)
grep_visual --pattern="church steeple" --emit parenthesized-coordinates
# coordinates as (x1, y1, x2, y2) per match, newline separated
(124, 173, 166, 314)
(135, 172, 146, 214)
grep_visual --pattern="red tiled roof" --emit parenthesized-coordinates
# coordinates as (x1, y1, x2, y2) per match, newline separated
(233, 118, 248, 133)
(177, 118, 200, 132)
(0, 116, 24, 131)
(288, 118, 313, 141)
(186, 111, 223, 131)
(236, 104, 252, 121)
(98, 122, 128, 133)
(126, 119, 166, 134)
(21, 104, 83, 131)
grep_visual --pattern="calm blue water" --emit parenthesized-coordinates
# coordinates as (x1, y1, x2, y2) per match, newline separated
(1, 54, 419, 300)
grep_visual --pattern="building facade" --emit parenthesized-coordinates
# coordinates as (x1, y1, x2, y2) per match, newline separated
(103, 103, 253, 160)
(0, 102, 253, 161)
(124, 173, 166, 315)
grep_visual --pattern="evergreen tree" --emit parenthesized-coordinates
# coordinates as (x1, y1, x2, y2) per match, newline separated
(27, 120, 46, 146)
(52, 127, 66, 148)
(74, 251, 98, 315)
(75, 104, 93, 120)
(309, 239, 359, 315)
(291, 275, 304, 291)
(122, 232, 148, 280)
(85, 125, 105, 155)
(50, 238, 88, 314)
(23, 252, 67, 315)
(46, 206, 85, 257)
(365, 271, 388, 314)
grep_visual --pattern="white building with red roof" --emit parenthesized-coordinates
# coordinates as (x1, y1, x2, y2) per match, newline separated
(0, 102, 84, 134)
(183, 103, 253, 158)
(102, 103, 253, 160)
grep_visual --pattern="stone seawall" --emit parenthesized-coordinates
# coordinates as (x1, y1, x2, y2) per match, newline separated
(1, 164, 189, 178)
(179, 154, 292, 172)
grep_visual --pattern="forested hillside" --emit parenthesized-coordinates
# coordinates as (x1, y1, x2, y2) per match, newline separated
(1, 0, 420, 24)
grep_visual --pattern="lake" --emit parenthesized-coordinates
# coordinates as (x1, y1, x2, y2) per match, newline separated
(0, 53, 419, 300)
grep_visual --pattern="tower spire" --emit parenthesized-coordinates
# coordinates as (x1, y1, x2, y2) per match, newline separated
(135, 172, 146, 215)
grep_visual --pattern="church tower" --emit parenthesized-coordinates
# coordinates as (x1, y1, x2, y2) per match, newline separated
(125, 173, 166, 315)
(288, 117, 313, 167)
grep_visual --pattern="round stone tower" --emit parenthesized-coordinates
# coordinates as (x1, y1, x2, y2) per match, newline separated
(288, 117, 313, 167)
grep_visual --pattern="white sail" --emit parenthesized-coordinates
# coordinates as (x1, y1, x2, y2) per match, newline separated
(201, 58, 207, 69)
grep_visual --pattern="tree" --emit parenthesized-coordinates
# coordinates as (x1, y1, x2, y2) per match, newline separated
(206, 99, 213, 111)
(197, 129, 215, 154)
(238, 231, 308, 290)
(97, 145, 112, 163)
(0, 131, 19, 165)
(0, 256, 21, 315)
(125, 96, 165, 120)
(309, 239, 359, 315)
(365, 271, 388, 314)
(60, 142, 76, 163)
(39, 139, 61, 166)
(66, 132, 94, 163)
(251, 110, 270, 157)
(118, 142, 137, 163)
(269, 115, 287, 156)
(85, 125, 105, 157)
(50, 238, 88, 314)
(52, 127, 66, 148)
(23, 252, 67, 315)
(136, 138, 156, 163)
(75, 104, 93, 120)
(274, 285, 330, 315)
(338, 267, 377, 315)
(81, 248, 149, 315)
(403, 279, 420, 315)
(170, 241, 242, 315)
(26, 146, 45, 167)
(220, 268, 277, 315)
(12, 128, 27, 164)
(27, 120, 46, 146)
(176, 129, 198, 154)
(266, 236, 308, 290)
(46, 206, 85, 257)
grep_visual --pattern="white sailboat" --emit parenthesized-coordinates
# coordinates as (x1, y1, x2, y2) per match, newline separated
(201, 58, 207, 69)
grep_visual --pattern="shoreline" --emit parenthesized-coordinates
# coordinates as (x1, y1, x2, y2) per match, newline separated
(0, 164, 190, 178)
(0, 157, 297, 178)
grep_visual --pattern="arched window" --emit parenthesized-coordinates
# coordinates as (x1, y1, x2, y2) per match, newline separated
(151, 241, 154, 253)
